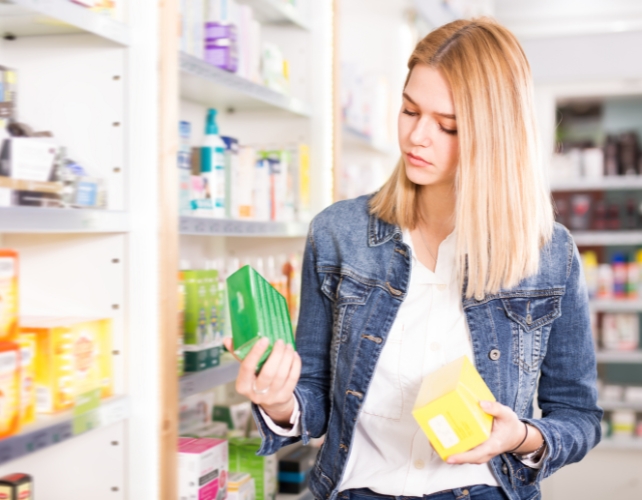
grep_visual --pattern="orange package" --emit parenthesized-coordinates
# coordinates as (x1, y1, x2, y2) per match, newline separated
(0, 250, 19, 342)
(0, 341, 21, 438)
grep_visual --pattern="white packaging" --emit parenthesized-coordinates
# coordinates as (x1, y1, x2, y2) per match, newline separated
(253, 157, 270, 221)
(618, 313, 639, 351)
(179, 390, 216, 435)
(624, 386, 642, 404)
(611, 410, 636, 438)
(602, 384, 624, 402)
(0, 138, 59, 181)
(582, 148, 604, 179)
(237, 146, 255, 219)
(597, 264, 614, 300)
(601, 314, 619, 350)
(249, 19, 262, 83)
(228, 473, 255, 500)
(179, 438, 229, 500)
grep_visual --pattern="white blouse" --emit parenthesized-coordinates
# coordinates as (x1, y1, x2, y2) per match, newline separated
(260, 230, 539, 495)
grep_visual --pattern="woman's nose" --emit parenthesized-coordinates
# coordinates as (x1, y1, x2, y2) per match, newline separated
(409, 119, 432, 148)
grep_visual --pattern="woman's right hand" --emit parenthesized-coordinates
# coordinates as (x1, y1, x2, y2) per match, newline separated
(223, 337, 302, 427)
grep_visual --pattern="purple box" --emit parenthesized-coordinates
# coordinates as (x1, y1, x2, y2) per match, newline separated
(204, 22, 237, 42)
(205, 45, 238, 72)
(204, 22, 239, 72)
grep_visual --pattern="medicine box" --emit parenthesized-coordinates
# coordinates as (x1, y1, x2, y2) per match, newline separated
(0, 250, 18, 342)
(227, 266, 294, 371)
(179, 437, 228, 500)
(20, 317, 113, 413)
(0, 473, 33, 500)
(228, 472, 255, 500)
(412, 356, 495, 461)
(278, 445, 319, 494)
(229, 437, 277, 500)
(17, 334, 36, 426)
(0, 342, 20, 438)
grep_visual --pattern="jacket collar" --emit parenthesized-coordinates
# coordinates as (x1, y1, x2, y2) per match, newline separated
(368, 212, 403, 247)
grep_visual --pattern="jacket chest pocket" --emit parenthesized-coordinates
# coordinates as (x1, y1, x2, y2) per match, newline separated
(501, 294, 562, 373)
(321, 272, 371, 307)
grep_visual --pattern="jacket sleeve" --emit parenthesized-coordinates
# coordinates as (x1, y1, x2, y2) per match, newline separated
(253, 219, 334, 455)
(522, 235, 603, 479)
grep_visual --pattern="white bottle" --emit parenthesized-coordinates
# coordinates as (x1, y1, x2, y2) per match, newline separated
(201, 109, 227, 218)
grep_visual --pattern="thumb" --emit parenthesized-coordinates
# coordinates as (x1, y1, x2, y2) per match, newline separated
(479, 400, 503, 416)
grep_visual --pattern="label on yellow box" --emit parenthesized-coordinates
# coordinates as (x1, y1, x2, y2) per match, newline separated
(412, 356, 496, 461)
(0, 342, 21, 438)
(17, 334, 36, 426)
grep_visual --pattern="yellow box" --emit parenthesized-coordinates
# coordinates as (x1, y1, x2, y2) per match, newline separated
(17, 334, 36, 426)
(0, 341, 21, 438)
(412, 356, 496, 461)
(20, 317, 113, 414)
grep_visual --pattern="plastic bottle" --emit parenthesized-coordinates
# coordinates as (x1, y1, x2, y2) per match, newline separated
(612, 253, 627, 299)
(627, 252, 639, 299)
(597, 264, 614, 300)
(582, 251, 599, 299)
(201, 109, 226, 218)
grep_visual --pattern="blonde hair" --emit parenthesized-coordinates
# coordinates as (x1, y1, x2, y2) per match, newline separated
(370, 18, 554, 299)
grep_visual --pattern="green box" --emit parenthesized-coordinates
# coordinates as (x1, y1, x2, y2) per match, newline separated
(226, 266, 295, 370)
(228, 437, 277, 500)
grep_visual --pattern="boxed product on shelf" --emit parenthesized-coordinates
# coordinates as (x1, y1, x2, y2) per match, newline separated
(179, 437, 229, 500)
(228, 472, 255, 500)
(205, 23, 239, 72)
(0, 473, 33, 500)
(228, 437, 277, 500)
(611, 410, 636, 438)
(0, 138, 59, 183)
(179, 121, 192, 215)
(0, 66, 17, 132)
(213, 401, 252, 432)
(278, 445, 318, 494)
(601, 314, 639, 351)
(180, 390, 217, 436)
(227, 265, 295, 371)
(0, 249, 18, 342)
(20, 317, 113, 414)
(17, 334, 36, 426)
(0, 342, 21, 439)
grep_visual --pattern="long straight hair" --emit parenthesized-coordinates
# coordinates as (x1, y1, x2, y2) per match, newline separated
(370, 19, 554, 299)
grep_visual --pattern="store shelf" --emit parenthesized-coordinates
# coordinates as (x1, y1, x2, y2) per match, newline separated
(0, 0, 130, 45)
(599, 400, 642, 411)
(571, 231, 642, 246)
(590, 299, 642, 312)
(596, 438, 642, 451)
(596, 351, 642, 363)
(342, 126, 396, 155)
(180, 53, 311, 117)
(0, 207, 129, 233)
(180, 360, 240, 400)
(180, 216, 309, 237)
(237, 0, 309, 30)
(550, 176, 642, 192)
(0, 396, 128, 466)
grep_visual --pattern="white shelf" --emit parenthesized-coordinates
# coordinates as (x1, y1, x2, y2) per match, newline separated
(0, 396, 128, 466)
(599, 400, 642, 411)
(180, 216, 309, 237)
(590, 299, 642, 312)
(179, 360, 240, 400)
(0, 207, 129, 233)
(180, 53, 311, 117)
(596, 438, 642, 451)
(342, 126, 396, 155)
(596, 351, 642, 363)
(571, 231, 642, 246)
(237, 0, 309, 30)
(0, 0, 129, 45)
(550, 176, 642, 192)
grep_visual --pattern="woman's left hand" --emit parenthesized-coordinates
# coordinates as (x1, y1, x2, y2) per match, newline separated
(446, 400, 538, 465)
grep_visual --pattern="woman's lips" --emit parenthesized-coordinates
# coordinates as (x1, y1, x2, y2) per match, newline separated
(406, 152, 432, 168)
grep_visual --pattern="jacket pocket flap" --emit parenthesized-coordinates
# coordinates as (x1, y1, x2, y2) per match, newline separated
(501, 295, 562, 332)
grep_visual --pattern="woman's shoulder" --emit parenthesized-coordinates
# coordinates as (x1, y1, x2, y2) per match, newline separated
(310, 194, 373, 236)
(540, 222, 577, 281)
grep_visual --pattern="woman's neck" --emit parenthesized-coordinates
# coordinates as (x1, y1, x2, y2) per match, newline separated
(417, 183, 456, 237)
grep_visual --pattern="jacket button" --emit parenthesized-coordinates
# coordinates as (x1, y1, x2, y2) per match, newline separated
(489, 349, 501, 361)
(502, 464, 509, 475)
(526, 314, 533, 325)
(393, 233, 401, 241)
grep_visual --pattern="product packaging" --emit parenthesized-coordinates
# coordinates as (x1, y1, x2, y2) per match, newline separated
(412, 356, 496, 461)
(601, 314, 639, 351)
(201, 109, 226, 218)
(180, 390, 217, 436)
(612, 253, 627, 298)
(228, 473, 255, 500)
(237, 146, 255, 219)
(179, 437, 229, 500)
(0, 66, 17, 123)
(213, 401, 252, 432)
(0, 342, 20, 438)
(0, 473, 33, 500)
(278, 446, 319, 494)
(179, 121, 192, 215)
(0, 138, 59, 182)
(178, 270, 186, 376)
(582, 251, 598, 299)
(205, 23, 239, 72)
(17, 334, 36, 426)
(253, 155, 270, 221)
(0, 250, 18, 342)
(611, 410, 636, 438)
(229, 437, 277, 500)
(21, 317, 113, 413)
(226, 265, 295, 371)
(222, 136, 239, 219)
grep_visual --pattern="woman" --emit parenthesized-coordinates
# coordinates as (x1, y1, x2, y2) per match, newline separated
(223, 18, 602, 500)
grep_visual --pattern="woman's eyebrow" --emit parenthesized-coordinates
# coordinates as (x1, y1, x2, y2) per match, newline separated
(402, 92, 456, 120)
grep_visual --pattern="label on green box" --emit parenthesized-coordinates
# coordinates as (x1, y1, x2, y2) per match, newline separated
(72, 389, 101, 435)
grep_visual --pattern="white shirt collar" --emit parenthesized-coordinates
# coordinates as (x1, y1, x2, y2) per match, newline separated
(403, 229, 457, 286)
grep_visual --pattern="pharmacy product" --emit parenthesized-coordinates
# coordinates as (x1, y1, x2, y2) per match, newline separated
(17, 334, 36, 426)
(412, 356, 495, 461)
(201, 109, 226, 218)
(222, 136, 239, 219)
(228, 473, 255, 500)
(21, 317, 113, 413)
(627, 253, 639, 299)
(178, 121, 192, 215)
(205, 23, 239, 72)
(179, 438, 228, 500)
(582, 251, 598, 299)
(237, 146, 255, 219)
(253, 155, 270, 221)
(0, 250, 18, 342)
(297, 144, 311, 222)
(602, 314, 639, 351)
(227, 266, 294, 371)
(0, 473, 33, 500)
(278, 446, 318, 494)
(213, 401, 252, 432)
(597, 264, 614, 300)
(637, 250, 642, 297)
(0, 342, 20, 438)
(611, 410, 635, 438)
(180, 390, 216, 436)
(229, 437, 277, 500)
(178, 271, 186, 376)
(612, 253, 627, 298)
(183, 270, 215, 372)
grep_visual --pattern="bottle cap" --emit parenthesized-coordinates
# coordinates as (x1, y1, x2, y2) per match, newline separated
(612, 253, 627, 264)
(205, 108, 219, 135)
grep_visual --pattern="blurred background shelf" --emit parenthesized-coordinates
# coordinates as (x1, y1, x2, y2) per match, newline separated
(0, 0, 129, 45)
(596, 351, 642, 363)
(0, 208, 130, 233)
(179, 360, 240, 400)
(342, 126, 396, 155)
(0, 396, 128, 466)
(180, 53, 311, 116)
(571, 231, 642, 246)
(237, 0, 309, 30)
(599, 400, 642, 411)
(550, 177, 642, 192)
(597, 439, 642, 451)
(590, 300, 642, 312)
(276, 489, 314, 500)
(179, 216, 309, 237)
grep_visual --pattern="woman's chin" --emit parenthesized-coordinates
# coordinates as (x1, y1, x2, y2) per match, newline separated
(405, 165, 440, 186)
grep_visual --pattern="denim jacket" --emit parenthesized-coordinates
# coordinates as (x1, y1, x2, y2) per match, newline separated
(251, 195, 602, 500)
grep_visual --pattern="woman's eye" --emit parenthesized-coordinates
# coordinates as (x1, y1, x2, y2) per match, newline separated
(402, 109, 418, 117)
(439, 124, 458, 135)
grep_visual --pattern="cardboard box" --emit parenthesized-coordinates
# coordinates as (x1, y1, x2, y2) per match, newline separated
(0, 342, 20, 438)
(21, 317, 113, 413)
(0, 473, 33, 500)
(179, 438, 228, 500)
(229, 438, 277, 500)
(0, 250, 18, 342)
(278, 446, 318, 494)
(17, 334, 36, 426)
(227, 266, 294, 371)
(228, 473, 255, 500)
(412, 356, 495, 461)
(0, 138, 58, 182)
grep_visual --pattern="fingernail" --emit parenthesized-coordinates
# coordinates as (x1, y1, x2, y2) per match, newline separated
(480, 400, 491, 410)
(286, 343, 293, 351)
(258, 337, 269, 346)
(446, 458, 455, 464)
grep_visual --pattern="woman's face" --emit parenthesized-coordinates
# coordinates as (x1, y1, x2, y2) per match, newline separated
(398, 64, 459, 187)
